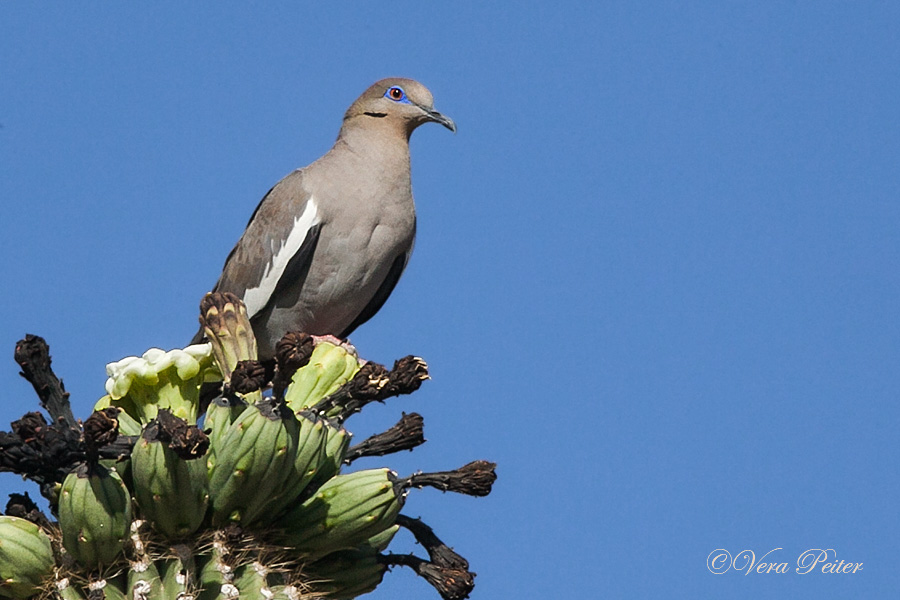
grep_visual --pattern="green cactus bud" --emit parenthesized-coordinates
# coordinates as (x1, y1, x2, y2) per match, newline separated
(203, 395, 247, 464)
(366, 523, 400, 552)
(275, 468, 401, 560)
(303, 547, 386, 600)
(58, 463, 132, 570)
(0, 516, 54, 599)
(132, 427, 209, 540)
(207, 398, 299, 527)
(251, 411, 328, 524)
(284, 342, 361, 412)
(300, 420, 352, 499)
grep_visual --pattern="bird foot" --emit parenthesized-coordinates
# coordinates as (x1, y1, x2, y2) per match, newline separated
(311, 334, 359, 358)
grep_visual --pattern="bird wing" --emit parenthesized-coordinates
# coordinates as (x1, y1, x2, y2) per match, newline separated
(338, 251, 409, 339)
(213, 170, 323, 321)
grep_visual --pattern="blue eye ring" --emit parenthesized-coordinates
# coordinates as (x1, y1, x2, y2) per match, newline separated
(385, 86, 409, 103)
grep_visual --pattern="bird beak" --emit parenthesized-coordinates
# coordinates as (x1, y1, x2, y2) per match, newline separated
(425, 108, 457, 133)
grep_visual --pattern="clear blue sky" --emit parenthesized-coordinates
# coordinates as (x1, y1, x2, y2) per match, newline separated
(2, 3, 898, 599)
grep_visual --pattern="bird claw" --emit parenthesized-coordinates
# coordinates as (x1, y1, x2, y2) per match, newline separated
(311, 334, 359, 357)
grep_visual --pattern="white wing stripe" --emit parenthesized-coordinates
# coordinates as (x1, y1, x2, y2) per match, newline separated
(243, 198, 320, 318)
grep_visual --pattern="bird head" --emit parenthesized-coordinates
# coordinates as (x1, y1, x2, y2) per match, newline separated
(344, 78, 456, 137)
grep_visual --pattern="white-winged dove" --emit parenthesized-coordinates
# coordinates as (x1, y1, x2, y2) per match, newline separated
(195, 78, 455, 358)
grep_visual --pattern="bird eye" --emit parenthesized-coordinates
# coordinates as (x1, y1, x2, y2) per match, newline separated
(386, 86, 406, 101)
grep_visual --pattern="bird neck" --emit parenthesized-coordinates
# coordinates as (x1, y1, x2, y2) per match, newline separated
(332, 118, 412, 175)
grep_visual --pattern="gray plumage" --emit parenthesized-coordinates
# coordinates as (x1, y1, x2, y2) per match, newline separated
(197, 78, 455, 358)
